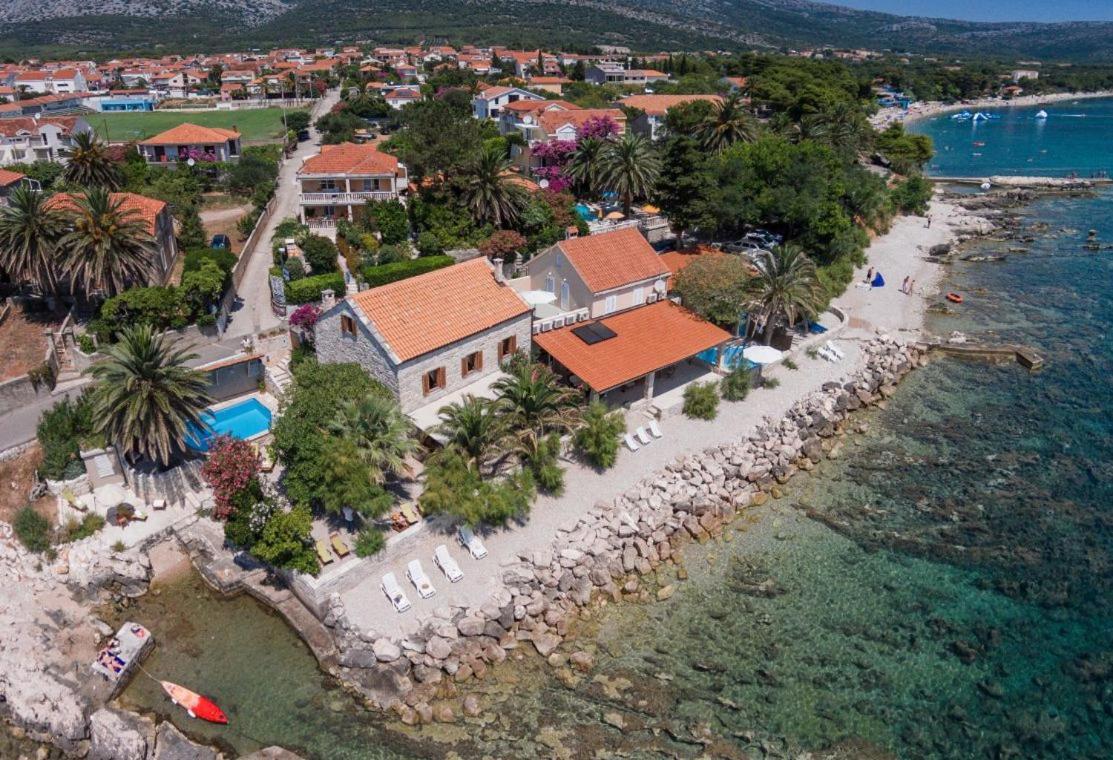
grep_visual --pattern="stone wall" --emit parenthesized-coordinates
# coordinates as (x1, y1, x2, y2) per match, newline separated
(317, 336, 927, 721)
(0, 373, 51, 417)
(315, 300, 399, 396)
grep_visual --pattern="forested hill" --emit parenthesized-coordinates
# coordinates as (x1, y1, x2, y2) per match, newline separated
(1, 0, 1112, 61)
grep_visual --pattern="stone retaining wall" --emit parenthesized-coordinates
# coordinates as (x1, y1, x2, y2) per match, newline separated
(319, 335, 927, 721)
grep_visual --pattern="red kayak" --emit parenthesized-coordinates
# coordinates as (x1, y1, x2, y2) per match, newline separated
(161, 681, 228, 724)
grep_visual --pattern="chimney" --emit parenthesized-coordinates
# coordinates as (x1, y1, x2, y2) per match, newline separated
(320, 289, 336, 309)
(491, 258, 504, 283)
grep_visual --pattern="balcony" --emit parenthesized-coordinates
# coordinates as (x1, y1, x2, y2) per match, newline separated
(298, 190, 397, 205)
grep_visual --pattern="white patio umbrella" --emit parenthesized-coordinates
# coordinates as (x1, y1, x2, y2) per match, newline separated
(520, 290, 557, 306)
(742, 345, 784, 365)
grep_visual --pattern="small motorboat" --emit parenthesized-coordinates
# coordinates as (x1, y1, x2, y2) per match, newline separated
(946, 293, 964, 304)
(161, 681, 228, 724)
(1035, 109, 1048, 119)
(973, 141, 986, 147)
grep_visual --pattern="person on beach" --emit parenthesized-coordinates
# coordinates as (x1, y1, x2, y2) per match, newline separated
(901, 276, 911, 294)
(865, 267, 874, 284)
(926, 215, 932, 228)
(909, 279, 916, 295)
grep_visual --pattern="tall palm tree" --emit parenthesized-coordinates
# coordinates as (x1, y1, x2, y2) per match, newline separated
(460, 143, 526, 227)
(799, 102, 871, 157)
(435, 395, 507, 472)
(745, 245, 825, 345)
(87, 325, 212, 466)
(0, 185, 65, 294)
(327, 394, 417, 485)
(493, 361, 579, 445)
(61, 132, 124, 190)
(60, 188, 155, 297)
(567, 136, 606, 198)
(599, 133, 660, 215)
(698, 93, 759, 153)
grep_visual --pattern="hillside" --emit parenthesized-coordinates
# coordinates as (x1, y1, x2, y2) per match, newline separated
(0, 0, 1111, 61)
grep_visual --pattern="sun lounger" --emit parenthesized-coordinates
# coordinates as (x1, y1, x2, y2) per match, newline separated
(381, 572, 411, 612)
(399, 502, 420, 525)
(818, 345, 838, 363)
(649, 420, 662, 438)
(624, 434, 640, 452)
(433, 545, 463, 582)
(826, 341, 846, 359)
(330, 533, 350, 557)
(457, 526, 488, 559)
(636, 427, 652, 446)
(316, 540, 333, 564)
(407, 559, 436, 598)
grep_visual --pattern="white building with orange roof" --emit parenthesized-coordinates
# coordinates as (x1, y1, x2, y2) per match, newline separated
(296, 142, 408, 231)
(314, 258, 533, 419)
(0, 116, 93, 166)
(137, 123, 242, 165)
(471, 85, 544, 120)
(620, 93, 722, 140)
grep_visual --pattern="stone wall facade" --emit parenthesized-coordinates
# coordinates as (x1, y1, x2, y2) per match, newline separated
(318, 336, 928, 722)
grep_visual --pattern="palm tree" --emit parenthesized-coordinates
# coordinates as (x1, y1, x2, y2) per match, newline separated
(0, 185, 65, 295)
(567, 136, 606, 198)
(87, 325, 212, 466)
(435, 395, 507, 471)
(599, 133, 660, 215)
(799, 102, 870, 157)
(745, 245, 825, 345)
(460, 143, 526, 227)
(698, 93, 759, 153)
(61, 133, 123, 190)
(493, 361, 579, 445)
(327, 394, 417, 484)
(60, 188, 155, 297)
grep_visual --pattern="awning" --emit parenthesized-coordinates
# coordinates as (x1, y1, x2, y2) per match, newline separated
(534, 301, 731, 394)
(742, 345, 784, 365)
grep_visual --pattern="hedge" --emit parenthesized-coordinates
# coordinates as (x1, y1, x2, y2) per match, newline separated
(361, 256, 454, 289)
(286, 272, 345, 304)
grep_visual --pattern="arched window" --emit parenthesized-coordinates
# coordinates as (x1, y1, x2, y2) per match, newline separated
(544, 272, 556, 293)
(560, 280, 570, 310)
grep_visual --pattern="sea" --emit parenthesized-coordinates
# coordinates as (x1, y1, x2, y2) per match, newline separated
(105, 98, 1113, 759)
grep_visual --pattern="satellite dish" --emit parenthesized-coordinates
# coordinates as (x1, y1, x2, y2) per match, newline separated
(653, 279, 666, 293)
(522, 114, 533, 124)
(186, 158, 196, 167)
(538, 178, 549, 189)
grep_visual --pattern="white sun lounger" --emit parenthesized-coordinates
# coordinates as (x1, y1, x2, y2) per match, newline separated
(381, 572, 412, 612)
(635, 427, 652, 446)
(826, 341, 846, 360)
(433, 544, 463, 583)
(648, 420, 662, 438)
(406, 559, 436, 599)
(457, 526, 488, 559)
(624, 434, 640, 452)
(818, 345, 838, 362)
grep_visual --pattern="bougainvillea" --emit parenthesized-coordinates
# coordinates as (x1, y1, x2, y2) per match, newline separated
(479, 230, 527, 261)
(531, 139, 577, 191)
(201, 435, 261, 519)
(577, 114, 620, 141)
(289, 303, 321, 330)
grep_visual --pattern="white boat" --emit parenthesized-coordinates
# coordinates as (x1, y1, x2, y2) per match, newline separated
(1035, 109, 1048, 119)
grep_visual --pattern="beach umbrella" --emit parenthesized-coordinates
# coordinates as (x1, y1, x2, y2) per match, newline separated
(604, 211, 625, 220)
(742, 345, 784, 365)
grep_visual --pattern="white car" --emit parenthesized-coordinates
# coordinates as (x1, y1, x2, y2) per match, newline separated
(380, 572, 411, 612)
(457, 526, 488, 560)
(406, 559, 436, 599)
(432, 544, 464, 583)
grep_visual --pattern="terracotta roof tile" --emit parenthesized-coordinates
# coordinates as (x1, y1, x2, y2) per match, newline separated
(537, 108, 625, 135)
(557, 227, 670, 293)
(348, 258, 530, 363)
(298, 142, 402, 176)
(0, 168, 26, 186)
(534, 301, 731, 393)
(46, 192, 166, 236)
(619, 94, 721, 117)
(139, 123, 241, 146)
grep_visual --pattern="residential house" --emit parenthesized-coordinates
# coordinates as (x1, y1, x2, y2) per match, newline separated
(296, 142, 408, 230)
(383, 86, 421, 109)
(471, 85, 544, 120)
(314, 258, 532, 421)
(620, 94, 722, 140)
(46, 192, 179, 285)
(0, 117, 94, 166)
(585, 64, 669, 87)
(496, 99, 579, 139)
(514, 107, 625, 177)
(137, 123, 242, 164)
(1011, 69, 1040, 82)
(14, 68, 88, 94)
(0, 167, 26, 204)
(518, 227, 670, 320)
(528, 76, 572, 95)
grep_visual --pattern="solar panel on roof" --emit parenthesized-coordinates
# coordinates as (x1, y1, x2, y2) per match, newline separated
(572, 323, 617, 345)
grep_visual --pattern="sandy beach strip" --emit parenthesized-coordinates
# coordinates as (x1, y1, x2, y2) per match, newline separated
(872, 89, 1113, 129)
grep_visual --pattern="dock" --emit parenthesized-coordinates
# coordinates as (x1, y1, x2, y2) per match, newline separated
(919, 342, 1044, 371)
(930, 175, 1112, 189)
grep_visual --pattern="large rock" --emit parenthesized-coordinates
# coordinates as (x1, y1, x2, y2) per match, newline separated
(372, 638, 402, 662)
(425, 636, 453, 660)
(239, 749, 306, 760)
(152, 722, 218, 760)
(530, 630, 562, 657)
(89, 707, 153, 760)
(0, 660, 89, 752)
(456, 616, 486, 637)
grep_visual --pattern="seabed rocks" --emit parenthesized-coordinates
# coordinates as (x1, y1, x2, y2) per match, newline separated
(321, 336, 928, 722)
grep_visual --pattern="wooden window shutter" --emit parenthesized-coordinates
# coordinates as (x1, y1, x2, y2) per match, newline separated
(509, 336, 517, 355)
(461, 356, 468, 376)
(476, 351, 484, 371)
(437, 367, 445, 388)
(422, 371, 431, 394)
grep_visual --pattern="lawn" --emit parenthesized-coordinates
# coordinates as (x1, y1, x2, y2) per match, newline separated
(92, 108, 302, 144)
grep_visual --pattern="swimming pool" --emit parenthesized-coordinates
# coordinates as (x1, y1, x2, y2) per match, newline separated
(186, 397, 273, 452)
(697, 345, 760, 371)
(574, 203, 598, 221)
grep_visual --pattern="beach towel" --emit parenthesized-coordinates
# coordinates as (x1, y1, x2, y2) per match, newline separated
(871, 273, 885, 287)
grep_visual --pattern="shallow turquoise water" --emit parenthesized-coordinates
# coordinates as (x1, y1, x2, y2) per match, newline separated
(914, 96, 1113, 177)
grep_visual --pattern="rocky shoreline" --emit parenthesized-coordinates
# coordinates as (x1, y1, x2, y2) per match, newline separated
(319, 336, 928, 725)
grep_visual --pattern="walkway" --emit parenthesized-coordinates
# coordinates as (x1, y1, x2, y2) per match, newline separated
(223, 89, 342, 339)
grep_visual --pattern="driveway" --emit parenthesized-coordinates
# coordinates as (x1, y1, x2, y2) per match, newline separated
(223, 89, 342, 339)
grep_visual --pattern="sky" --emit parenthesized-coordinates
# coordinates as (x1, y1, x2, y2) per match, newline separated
(828, 0, 1113, 22)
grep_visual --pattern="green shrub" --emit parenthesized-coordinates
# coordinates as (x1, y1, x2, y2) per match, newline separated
(301, 235, 340, 274)
(62, 513, 105, 543)
(76, 334, 97, 354)
(763, 377, 781, 389)
(364, 199, 409, 245)
(354, 525, 386, 558)
(183, 247, 236, 280)
(285, 257, 307, 280)
(891, 175, 933, 215)
(92, 286, 190, 341)
(285, 272, 345, 304)
(14, 507, 51, 552)
(572, 401, 626, 469)
(37, 393, 97, 480)
(782, 358, 798, 370)
(682, 381, 720, 420)
(361, 255, 453, 288)
(720, 365, 752, 402)
(416, 230, 444, 257)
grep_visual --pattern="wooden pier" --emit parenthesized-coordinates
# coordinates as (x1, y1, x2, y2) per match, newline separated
(919, 342, 1044, 371)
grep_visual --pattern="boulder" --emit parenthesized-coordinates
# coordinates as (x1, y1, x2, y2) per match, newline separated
(456, 616, 486, 637)
(425, 636, 453, 661)
(89, 707, 153, 760)
(531, 630, 562, 657)
(153, 722, 218, 760)
(372, 638, 402, 662)
(569, 651, 595, 672)
(462, 694, 482, 717)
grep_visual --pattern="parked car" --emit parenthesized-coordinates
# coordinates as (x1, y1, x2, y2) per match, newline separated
(406, 559, 436, 599)
(381, 572, 412, 612)
(297, 129, 310, 142)
(210, 234, 231, 250)
(724, 239, 766, 255)
(744, 230, 783, 247)
(432, 544, 464, 583)
(457, 526, 488, 560)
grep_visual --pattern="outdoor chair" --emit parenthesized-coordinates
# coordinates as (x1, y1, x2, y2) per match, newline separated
(636, 427, 652, 446)
(315, 540, 333, 564)
(330, 533, 350, 557)
(649, 420, 663, 438)
(826, 341, 846, 360)
(624, 434, 640, 452)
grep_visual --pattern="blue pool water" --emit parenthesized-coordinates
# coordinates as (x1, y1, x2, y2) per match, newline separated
(186, 397, 272, 451)
(574, 203, 597, 221)
(696, 344, 759, 370)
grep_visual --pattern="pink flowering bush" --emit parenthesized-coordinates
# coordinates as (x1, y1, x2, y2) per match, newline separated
(201, 435, 261, 519)
(289, 304, 321, 330)
(577, 114, 620, 141)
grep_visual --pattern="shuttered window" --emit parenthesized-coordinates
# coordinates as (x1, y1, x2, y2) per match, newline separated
(423, 367, 446, 395)
(340, 315, 356, 337)
(461, 351, 484, 377)
(498, 336, 517, 362)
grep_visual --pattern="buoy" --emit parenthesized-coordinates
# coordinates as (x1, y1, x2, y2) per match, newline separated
(946, 293, 964, 304)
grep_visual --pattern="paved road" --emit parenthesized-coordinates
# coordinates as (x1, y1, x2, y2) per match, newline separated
(224, 89, 342, 339)
(0, 384, 86, 453)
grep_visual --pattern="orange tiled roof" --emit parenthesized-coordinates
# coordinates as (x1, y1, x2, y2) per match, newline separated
(347, 258, 530, 363)
(538, 108, 625, 135)
(0, 116, 79, 136)
(0, 168, 26, 186)
(658, 245, 726, 277)
(534, 301, 731, 393)
(46, 192, 166, 235)
(557, 227, 669, 293)
(529, 76, 571, 84)
(619, 94, 722, 117)
(139, 123, 240, 145)
(299, 143, 401, 176)
(503, 99, 576, 114)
